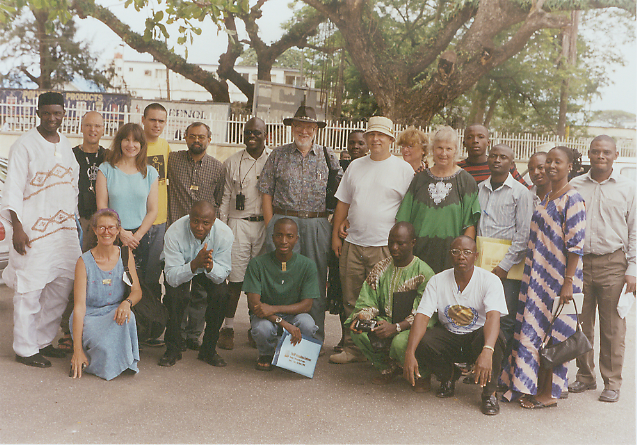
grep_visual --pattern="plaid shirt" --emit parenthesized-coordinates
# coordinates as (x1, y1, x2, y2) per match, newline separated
(167, 150, 224, 226)
(258, 142, 342, 213)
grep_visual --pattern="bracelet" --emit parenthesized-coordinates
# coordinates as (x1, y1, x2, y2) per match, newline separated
(483, 345, 494, 352)
(126, 298, 133, 308)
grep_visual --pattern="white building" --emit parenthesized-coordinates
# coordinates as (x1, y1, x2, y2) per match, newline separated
(109, 53, 312, 103)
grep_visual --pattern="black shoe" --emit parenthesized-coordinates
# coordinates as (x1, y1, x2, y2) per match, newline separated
(179, 340, 187, 352)
(39, 345, 67, 358)
(436, 380, 456, 398)
(198, 351, 227, 367)
(481, 394, 500, 415)
(568, 381, 597, 393)
(158, 351, 182, 367)
(16, 353, 51, 368)
(599, 389, 620, 403)
(141, 338, 165, 348)
(186, 338, 201, 351)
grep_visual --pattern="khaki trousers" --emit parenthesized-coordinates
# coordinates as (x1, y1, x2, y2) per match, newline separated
(576, 250, 628, 390)
(339, 241, 389, 355)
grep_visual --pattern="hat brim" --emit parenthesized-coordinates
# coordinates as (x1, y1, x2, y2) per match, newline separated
(283, 117, 327, 128)
(364, 128, 394, 139)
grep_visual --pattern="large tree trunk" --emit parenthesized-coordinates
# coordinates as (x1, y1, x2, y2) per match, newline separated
(557, 11, 580, 138)
(33, 8, 50, 89)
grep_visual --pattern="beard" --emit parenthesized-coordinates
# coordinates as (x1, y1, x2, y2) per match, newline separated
(188, 143, 207, 155)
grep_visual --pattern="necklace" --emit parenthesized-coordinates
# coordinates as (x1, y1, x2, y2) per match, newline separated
(544, 183, 569, 208)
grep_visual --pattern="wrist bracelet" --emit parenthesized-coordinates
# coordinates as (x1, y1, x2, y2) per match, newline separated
(126, 298, 133, 308)
(483, 345, 494, 352)
(565, 276, 574, 280)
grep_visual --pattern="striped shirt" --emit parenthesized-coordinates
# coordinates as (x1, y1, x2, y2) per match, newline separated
(477, 173, 534, 271)
(458, 158, 529, 188)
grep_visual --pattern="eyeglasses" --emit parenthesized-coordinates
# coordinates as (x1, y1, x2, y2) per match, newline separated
(186, 134, 208, 141)
(450, 249, 474, 257)
(96, 225, 120, 233)
(243, 130, 263, 137)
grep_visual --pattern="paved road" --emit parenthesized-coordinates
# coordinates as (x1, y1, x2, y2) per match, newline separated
(0, 283, 634, 444)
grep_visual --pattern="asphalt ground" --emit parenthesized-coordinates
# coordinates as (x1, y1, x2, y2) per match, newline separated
(0, 284, 634, 444)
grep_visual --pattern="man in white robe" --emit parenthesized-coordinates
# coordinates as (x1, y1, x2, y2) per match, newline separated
(1, 92, 81, 368)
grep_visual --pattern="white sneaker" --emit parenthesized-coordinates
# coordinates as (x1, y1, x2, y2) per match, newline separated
(329, 350, 367, 364)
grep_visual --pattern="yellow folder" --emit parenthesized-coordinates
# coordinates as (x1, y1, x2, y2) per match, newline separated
(475, 236, 525, 281)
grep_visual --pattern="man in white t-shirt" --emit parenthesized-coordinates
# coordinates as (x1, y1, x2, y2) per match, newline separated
(403, 236, 507, 415)
(329, 116, 415, 364)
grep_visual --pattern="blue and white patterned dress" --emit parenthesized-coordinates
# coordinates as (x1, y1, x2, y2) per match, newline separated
(501, 188, 586, 400)
(70, 249, 139, 380)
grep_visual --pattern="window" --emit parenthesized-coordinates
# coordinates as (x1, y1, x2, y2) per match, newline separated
(285, 75, 295, 85)
(128, 67, 133, 72)
(144, 70, 152, 76)
(241, 72, 249, 80)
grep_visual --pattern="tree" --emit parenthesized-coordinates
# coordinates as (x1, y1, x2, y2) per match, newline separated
(0, 5, 114, 89)
(300, 0, 634, 123)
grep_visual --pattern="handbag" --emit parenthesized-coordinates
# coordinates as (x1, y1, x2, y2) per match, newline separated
(539, 299, 592, 369)
(322, 146, 341, 213)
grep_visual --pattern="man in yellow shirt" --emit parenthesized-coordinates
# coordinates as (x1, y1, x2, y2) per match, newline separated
(141, 103, 171, 346)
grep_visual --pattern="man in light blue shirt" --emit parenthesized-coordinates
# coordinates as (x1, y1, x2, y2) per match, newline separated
(160, 201, 234, 368)
(477, 144, 533, 360)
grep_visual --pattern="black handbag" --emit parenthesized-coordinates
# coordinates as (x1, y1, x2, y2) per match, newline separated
(539, 299, 592, 369)
(322, 146, 341, 213)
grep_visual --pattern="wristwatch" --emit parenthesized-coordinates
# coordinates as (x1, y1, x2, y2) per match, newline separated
(395, 323, 402, 333)
(274, 316, 283, 325)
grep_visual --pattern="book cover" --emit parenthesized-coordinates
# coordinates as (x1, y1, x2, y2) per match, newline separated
(475, 236, 524, 281)
(272, 330, 323, 378)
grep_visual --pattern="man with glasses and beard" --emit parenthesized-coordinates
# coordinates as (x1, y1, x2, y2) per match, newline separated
(165, 122, 225, 353)
(218, 117, 271, 350)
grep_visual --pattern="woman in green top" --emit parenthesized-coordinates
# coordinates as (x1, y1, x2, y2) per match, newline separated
(396, 126, 480, 273)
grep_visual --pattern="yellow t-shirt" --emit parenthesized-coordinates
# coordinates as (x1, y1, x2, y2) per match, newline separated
(147, 138, 170, 225)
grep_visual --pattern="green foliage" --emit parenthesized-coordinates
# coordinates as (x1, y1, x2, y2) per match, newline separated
(0, 5, 115, 90)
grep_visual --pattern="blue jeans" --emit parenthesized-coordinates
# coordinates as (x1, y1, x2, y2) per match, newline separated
(250, 313, 317, 357)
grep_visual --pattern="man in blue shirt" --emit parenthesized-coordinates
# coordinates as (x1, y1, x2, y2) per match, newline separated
(160, 201, 234, 367)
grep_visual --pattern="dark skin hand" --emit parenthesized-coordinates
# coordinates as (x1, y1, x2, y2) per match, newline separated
(247, 293, 312, 346)
(10, 210, 30, 255)
(492, 265, 508, 281)
(473, 311, 500, 387)
(190, 243, 214, 273)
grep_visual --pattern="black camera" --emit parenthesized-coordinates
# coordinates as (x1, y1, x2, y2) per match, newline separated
(235, 192, 245, 211)
(354, 319, 378, 332)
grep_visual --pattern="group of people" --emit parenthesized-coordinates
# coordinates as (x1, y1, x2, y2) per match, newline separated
(3, 93, 634, 417)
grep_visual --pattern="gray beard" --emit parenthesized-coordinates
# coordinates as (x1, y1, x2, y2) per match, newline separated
(294, 139, 313, 151)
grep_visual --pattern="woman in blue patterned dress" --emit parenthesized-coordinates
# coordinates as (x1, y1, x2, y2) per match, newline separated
(70, 209, 142, 380)
(501, 146, 587, 409)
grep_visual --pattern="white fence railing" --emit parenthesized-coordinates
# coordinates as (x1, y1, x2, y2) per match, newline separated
(1, 102, 635, 160)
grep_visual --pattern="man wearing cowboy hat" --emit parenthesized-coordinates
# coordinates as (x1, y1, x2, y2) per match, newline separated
(328, 116, 415, 364)
(258, 105, 343, 343)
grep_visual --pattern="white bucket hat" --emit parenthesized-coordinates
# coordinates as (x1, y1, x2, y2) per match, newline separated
(364, 116, 394, 139)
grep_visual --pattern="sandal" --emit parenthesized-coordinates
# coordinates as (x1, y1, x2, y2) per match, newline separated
(255, 355, 273, 371)
(57, 334, 73, 353)
(520, 396, 557, 409)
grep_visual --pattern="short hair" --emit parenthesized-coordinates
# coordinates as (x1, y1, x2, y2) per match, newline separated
(451, 235, 477, 250)
(190, 200, 215, 217)
(273, 217, 298, 233)
(90, 208, 121, 229)
(529, 151, 548, 161)
(465, 124, 489, 138)
(490, 143, 514, 160)
(185, 122, 211, 138)
(144, 103, 167, 117)
(590, 134, 617, 150)
(348, 130, 364, 139)
(390, 221, 416, 241)
(106, 123, 148, 177)
(430, 126, 459, 158)
(397, 127, 429, 151)
(551, 146, 575, 163)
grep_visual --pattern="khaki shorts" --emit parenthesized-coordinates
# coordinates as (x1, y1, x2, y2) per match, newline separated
(228, 218, 267, 283)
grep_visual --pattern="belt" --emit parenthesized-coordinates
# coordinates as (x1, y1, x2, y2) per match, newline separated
(273, 207, 328, 219)
(242, 216, 264, 222)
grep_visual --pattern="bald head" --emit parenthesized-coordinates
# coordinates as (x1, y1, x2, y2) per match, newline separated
(389, 221, 416, 241)
(189, 201, 216, 240)
(81, 111, 104, 147)
(590, 134, 616, 151)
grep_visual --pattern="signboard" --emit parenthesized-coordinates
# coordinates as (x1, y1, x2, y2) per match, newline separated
(130, 99, 230, 143)
(252, 80, 327, 123)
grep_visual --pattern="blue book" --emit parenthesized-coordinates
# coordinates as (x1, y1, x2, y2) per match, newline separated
(272, 330, 323, 378)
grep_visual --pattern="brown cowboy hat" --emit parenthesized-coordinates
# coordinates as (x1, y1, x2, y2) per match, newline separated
(283, 106, 327, 128)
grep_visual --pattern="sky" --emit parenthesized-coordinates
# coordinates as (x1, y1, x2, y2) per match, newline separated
(73, 0, 636, 114)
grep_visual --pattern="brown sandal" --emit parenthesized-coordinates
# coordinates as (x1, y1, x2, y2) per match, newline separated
(57, 334, 73, 353)
(255, 356, 273, 371)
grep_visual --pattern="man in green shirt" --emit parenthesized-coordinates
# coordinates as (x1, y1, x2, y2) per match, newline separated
(243, 218, 319, 371)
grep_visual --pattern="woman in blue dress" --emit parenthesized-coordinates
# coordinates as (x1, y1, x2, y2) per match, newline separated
(70, 209, 142, 380)
(501, 146, 587, 408)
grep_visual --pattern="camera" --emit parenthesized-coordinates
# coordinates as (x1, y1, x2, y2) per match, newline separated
(354, 319, 378, 332)
(235, 192, 245, 211)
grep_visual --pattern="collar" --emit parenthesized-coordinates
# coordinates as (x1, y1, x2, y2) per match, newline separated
(242, 147, 271, 161)
(187, 151, 208, 164)
(584, 167, 620, 184)
(482, 172, 514, 191)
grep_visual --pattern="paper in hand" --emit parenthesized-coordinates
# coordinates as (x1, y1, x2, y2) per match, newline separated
(552, 293, 584, 316)
(617, 284, 635, 319)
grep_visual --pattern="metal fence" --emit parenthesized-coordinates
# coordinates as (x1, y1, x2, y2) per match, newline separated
(1, 102, 635, 160)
